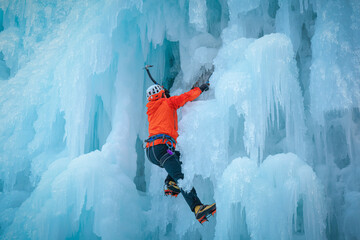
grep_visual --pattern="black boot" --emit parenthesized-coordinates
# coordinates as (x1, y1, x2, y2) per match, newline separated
(164, 180, 181, 197)
(194, 203, 216, 224)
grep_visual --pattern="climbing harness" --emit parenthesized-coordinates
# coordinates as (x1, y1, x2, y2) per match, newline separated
(145, 134, 176, 152)
(144, 134, 176, 167)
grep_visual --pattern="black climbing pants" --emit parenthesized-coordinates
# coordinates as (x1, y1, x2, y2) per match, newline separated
(146, 144, 202, 212)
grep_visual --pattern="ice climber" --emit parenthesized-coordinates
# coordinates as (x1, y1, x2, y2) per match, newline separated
(145, 84, 216, 224)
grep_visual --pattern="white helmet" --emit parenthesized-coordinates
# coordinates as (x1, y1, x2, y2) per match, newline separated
(146, 85, 164, 100)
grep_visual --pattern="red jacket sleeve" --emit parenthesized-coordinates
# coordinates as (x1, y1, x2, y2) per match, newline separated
(168, 87, 202, 109)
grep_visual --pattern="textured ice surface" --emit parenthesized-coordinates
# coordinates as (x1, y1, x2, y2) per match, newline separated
(215, 153, 326, 240)
(0, 0, 359, 239)
(213, 33, 306, 161)
(310, 0, 360, 125)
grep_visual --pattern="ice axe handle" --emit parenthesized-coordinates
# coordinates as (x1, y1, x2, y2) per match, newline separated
(144, 65, 170, 96)
(144, 65, 158, 85)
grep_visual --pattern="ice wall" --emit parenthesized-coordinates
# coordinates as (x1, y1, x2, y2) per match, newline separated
(0, 0, 145, 239)
(0, 0, 359, 239)
(215, 153, 326, 240)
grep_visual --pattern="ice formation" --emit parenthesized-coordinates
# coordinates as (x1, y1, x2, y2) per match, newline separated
(0, 0, 359, 239)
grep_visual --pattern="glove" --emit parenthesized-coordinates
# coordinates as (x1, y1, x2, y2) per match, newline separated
(199, 83, 210, 92)
(164, 89, 171, 98)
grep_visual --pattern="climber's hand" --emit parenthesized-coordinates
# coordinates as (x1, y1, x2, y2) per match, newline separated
(199, 83, 210, 92)
(164, 89, 171, 98)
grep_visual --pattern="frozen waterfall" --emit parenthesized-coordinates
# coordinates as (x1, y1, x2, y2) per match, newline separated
(0, 0, 359, 239)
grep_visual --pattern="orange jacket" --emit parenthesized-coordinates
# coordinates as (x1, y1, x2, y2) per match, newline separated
(146, 87, 202, 147)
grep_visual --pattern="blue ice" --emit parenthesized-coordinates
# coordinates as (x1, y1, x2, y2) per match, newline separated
(0, 0, 359, 239)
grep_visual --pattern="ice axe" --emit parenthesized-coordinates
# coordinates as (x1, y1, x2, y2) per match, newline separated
(144, 64, 170, 97)
(191, 65, 214, 89)
(144, 65, 158, 85)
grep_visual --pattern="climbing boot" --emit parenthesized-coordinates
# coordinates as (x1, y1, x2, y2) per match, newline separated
(164, 180, 180, 197)
(194, 203, 216, 224)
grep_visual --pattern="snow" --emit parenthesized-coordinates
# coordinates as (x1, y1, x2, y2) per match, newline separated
(0, 0, 359, 239)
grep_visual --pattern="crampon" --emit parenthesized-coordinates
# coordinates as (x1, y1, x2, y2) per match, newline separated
(164, 181, 180, 197)
(195, 203, 216, 224)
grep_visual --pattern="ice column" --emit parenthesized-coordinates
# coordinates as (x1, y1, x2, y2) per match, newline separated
(214, 33, 306, 161)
